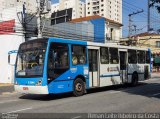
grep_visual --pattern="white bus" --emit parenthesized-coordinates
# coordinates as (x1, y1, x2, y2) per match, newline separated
(12, 38, 151, 96)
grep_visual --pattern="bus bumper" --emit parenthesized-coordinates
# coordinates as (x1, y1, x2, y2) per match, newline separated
(14, 85, 49, 94)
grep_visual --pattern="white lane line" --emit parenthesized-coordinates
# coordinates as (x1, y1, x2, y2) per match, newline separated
(71, 116, 82, 119)
(4, 107, 32, 114)
(152, 93, 160, 96)
(109, 91, 122, 94)
(0, 100, 19, 104)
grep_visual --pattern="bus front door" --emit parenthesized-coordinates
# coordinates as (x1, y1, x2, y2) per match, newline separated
(119, 51, 128, 83)
(88, 49, 99, 87)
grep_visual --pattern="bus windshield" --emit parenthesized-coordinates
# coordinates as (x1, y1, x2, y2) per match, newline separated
(16, 39, 48, 77)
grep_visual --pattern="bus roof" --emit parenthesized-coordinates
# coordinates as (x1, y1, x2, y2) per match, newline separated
(22, 37, 149, 51)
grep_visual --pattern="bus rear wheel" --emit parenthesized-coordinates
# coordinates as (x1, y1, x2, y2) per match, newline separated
(73, 78, 85, 97)
(131, 73, 138, 86)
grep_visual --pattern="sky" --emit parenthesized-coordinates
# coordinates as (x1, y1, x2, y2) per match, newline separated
(51, 0, 149, 37)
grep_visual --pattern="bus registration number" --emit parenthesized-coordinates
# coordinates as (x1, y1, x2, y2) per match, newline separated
(23, 87, 29, 90)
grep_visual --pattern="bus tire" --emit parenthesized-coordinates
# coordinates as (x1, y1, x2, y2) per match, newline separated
(73, 78, 85, 97)
(131, 73, 138, 86)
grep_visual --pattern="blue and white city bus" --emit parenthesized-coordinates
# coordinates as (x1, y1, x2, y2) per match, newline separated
(12, 37, 152, 96)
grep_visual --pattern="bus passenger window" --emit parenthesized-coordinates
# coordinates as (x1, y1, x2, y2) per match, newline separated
(137, 50, 145, 64)
(100, 47, 109, 64)
(128, 49, 137, 64)
(48, 43, 69, 79)
(72, 45, 86, 65)
(109, 48, 119, 64)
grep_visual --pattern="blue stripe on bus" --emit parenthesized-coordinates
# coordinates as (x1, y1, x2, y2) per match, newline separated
(128, 72, 144, 75)
(100, 74, 120, 77)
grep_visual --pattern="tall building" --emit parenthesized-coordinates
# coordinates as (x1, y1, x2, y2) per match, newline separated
(51, 0, 86, 19)
(0, 0, 37, 13)
(86, 0, 122, 23)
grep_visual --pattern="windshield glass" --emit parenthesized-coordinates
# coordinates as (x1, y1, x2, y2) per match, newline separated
(16, 39, 48, 77)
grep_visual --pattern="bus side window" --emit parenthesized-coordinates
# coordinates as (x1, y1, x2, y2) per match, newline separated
(72, 45, 86, 65)
(100, 47, 109, 64)
(109, 48, 119, 64)
(137, 50, 145, 64)
(128, 49, 137, 64)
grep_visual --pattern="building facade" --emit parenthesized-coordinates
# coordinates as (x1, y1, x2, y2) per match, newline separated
(51, 0, 86, 19)
(132, 32, 160, 72)
(0, 0, 37, 14)
(86, 0, 122, 23)
(71, 15, 122, 42)
(0, 6, 25, 83)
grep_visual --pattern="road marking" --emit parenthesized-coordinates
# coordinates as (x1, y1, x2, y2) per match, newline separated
(0, 100, 19, 104)
(71, 116, 82, 119)
(152, 93, 160, 96)
(109, 91, 122, 94)
(4, 107, 32, 114)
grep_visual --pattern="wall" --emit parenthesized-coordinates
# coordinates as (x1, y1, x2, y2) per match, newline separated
(0, 35, 24, 83)
(0, 6, 25, 83)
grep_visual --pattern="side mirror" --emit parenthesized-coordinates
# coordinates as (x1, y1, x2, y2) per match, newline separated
(8, 50, 18, 66)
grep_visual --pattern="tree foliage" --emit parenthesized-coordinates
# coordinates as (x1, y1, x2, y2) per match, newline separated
(150, 0, 160, 13)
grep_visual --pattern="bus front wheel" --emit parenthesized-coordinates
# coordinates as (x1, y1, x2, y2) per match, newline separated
(73, 78, 85, 97)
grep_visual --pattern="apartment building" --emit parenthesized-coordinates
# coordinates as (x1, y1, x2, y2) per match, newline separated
(86, 0, 122, 23)
(51, 0, 86, 19)
(0, 0, 37, 13)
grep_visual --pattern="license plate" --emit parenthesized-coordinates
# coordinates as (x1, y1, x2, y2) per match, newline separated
(23, 87, 29, 90)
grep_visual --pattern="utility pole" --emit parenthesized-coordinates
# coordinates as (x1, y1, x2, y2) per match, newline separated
(37, 0, 43, 38)
(128, 9, 144, 37)
(132, 25, 137, 35)
(148, 0, 151, 32)
(22, 2, 27, 40)
(37, 0, 51, 38)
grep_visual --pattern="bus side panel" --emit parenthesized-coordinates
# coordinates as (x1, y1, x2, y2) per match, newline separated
(127, 64, 139, 83)
(48, 80, 74, 94)
(48, 65, 89, 94)
(100, 64, 121, 87)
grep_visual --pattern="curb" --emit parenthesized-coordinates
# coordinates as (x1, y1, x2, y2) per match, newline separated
(0, 85, 14, 95)
(0, 84, 14, 87)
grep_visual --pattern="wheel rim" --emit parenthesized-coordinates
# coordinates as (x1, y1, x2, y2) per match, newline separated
(75, 83, 82, 92)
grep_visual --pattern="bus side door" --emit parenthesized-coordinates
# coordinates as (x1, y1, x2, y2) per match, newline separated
(88, 47, 99, 87)
(119, 50, 128, 83)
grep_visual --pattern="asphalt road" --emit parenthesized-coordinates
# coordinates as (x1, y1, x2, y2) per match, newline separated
(0, 73, 160, 119)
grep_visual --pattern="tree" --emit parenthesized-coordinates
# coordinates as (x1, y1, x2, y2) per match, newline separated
(150, 0, 160, 13)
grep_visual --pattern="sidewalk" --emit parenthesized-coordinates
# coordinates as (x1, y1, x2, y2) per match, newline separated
(0, 83, 14, 95)
(151, 72, 160, 79)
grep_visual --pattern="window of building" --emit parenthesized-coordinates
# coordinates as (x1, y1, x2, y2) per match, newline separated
(88, 12, 90, 14)
(137, 50, 145, 64)
(101, 4, 104, 7)
(88, 2, 90, 5)
(101, 9, 104, 11)
(72, 45, 86, 65)
(156, 41, 160, 48)
(109, 48, 119, 64)
(100, 47, 109, 64)
(101, 0, 104, 2)
(128, 49, 137, 64)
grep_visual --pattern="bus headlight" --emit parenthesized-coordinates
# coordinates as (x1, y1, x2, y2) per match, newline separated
(36, 80, 42, 86)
